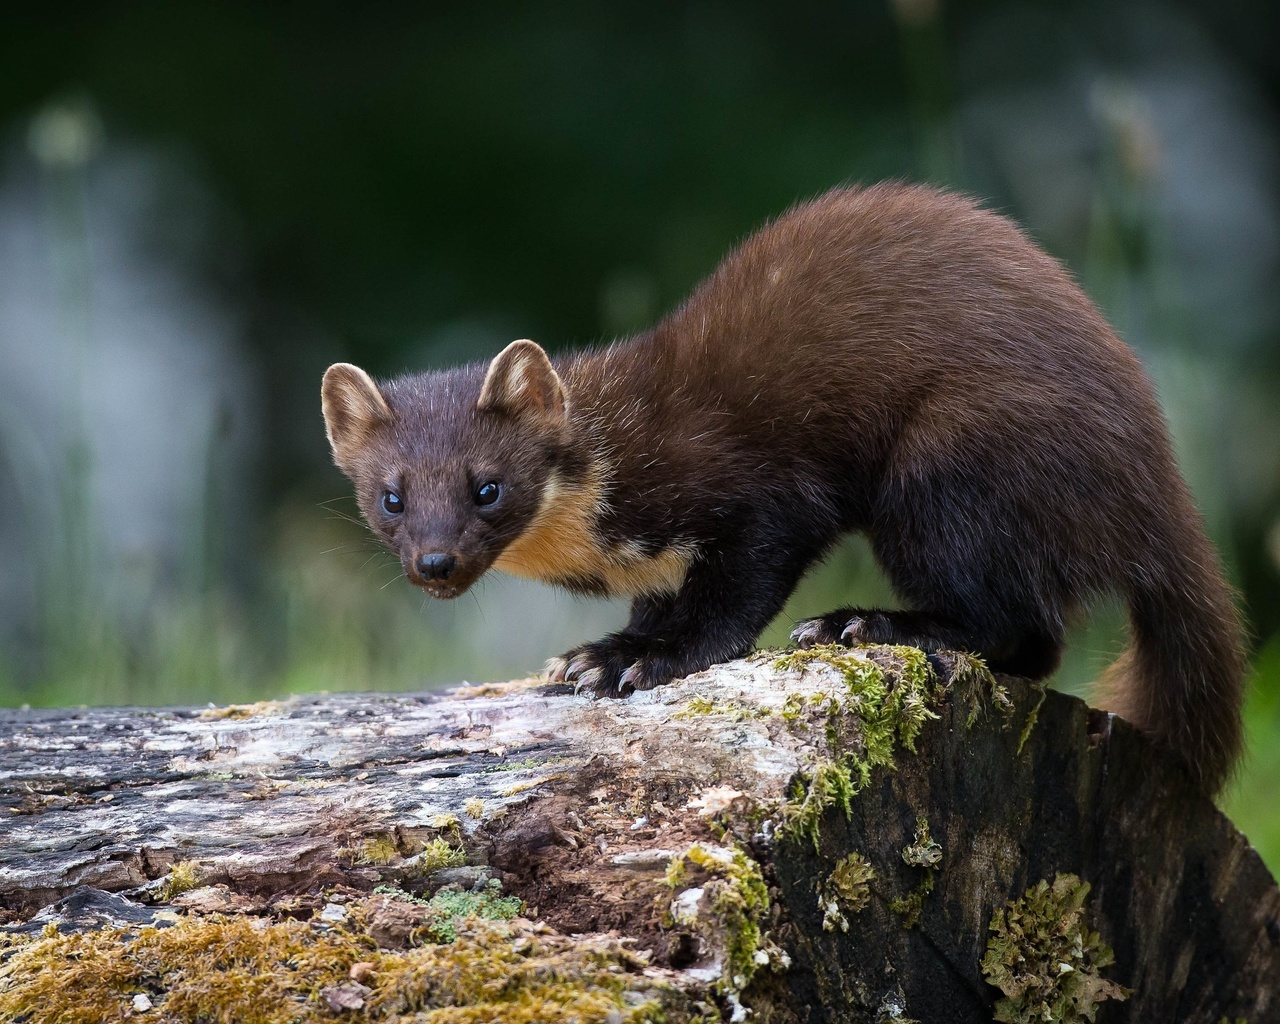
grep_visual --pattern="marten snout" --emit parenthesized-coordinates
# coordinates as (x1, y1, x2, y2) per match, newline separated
(405, 547, 471, 596)
(416, 552, 457, 581)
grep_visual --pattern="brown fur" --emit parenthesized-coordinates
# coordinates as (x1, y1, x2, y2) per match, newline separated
(323, 183, 1247, 792)
(491, 468, 695, 596)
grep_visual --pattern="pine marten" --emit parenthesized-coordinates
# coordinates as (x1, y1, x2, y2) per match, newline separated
(322, 183, 1246, 792)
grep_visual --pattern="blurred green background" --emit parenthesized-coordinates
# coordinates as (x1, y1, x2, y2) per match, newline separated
(1, 2, 1276, 867)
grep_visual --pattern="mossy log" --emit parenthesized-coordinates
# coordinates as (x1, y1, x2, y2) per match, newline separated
(1, 648, 1277, 1023)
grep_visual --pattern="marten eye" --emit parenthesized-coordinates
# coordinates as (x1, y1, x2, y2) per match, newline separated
(475, 481, 502, 507)
(382, 490, 404, 514)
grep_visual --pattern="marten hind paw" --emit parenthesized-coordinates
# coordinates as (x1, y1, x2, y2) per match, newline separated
(792, 609, 927, 650)
(790, 612, 855, 648)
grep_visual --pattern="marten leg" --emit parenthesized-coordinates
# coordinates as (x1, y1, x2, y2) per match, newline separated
(791, 458, 1067, 680)
(555, 534, 819, 697)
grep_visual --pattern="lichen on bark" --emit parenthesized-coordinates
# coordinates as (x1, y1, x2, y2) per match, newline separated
(818, 852, 875, 933)
(888, 818, 942, 929)
(980, 873, 1130, 1023)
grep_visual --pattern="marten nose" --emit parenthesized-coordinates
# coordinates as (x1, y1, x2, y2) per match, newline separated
(416, 552, 457, 581)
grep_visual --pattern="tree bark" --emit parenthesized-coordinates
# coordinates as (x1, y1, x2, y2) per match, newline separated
(1, 647, 1276, 1023)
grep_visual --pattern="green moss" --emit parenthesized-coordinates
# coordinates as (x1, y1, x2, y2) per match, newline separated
(782, 760, 857, 848)
(662, 855, 688, 891)
(1016, 686, 1047, 756)
(372, 884, 432, 906)
(358, 882, 523, 944)
(888, 871, 935, 929)
(480, 756, 544, 773)
(980, 874, 1130, 1023)
(679, 694, 719, 716)
(417, 837, 467, 873)
(664, 843, 772, 997)
(0, 907, 680, 1023)
(774, 645, 941, 847)
(948, 652, 1012, 729)
(819, 852, 875, 933)
(157, 860, 201, 902)
(780, 692, 808, 722)
(674, 693, 772, 721)
(418, 880, 524, 943)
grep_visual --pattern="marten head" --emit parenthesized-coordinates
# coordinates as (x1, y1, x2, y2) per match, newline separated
(321, 340, 571, 598)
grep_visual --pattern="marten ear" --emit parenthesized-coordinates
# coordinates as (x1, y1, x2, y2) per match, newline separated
(477, 340, 567, 421)
(322, 363, 391, 470)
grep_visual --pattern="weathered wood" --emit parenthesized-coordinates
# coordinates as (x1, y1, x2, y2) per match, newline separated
(1, 648, 1277, 1023)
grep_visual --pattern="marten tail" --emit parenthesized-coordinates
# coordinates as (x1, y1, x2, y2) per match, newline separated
(1100, 513, 1247, 794)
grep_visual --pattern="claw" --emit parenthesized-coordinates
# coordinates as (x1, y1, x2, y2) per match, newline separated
(838, 616, 865, 645)
(790, 620, 823, 649)
(577, 667, 603, 692)
(618, 663, 642, 691)
(565, 658, 590, 681)
(544, 656, 569, 682)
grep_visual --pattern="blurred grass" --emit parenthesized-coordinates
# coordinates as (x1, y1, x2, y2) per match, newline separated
(1225, 637, 1280, 876)
(0, 495, 626, 709)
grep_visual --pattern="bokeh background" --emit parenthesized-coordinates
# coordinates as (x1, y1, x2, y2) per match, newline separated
(1, 2, 1277, 867)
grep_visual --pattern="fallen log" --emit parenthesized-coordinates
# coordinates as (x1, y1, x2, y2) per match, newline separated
(1, 645, 1276, 1022)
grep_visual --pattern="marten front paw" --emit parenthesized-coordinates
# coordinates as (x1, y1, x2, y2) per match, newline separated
(544, 642, 674, 697)
(543, 654, 574, 682)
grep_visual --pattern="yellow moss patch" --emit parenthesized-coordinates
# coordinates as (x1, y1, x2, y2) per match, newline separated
(198, 699, 290, 720)
(673, 694, 771, 721)
(500, 775, 562, 797)
(1016, 685, 1047, 756)
(947, 653, 1011, 729)
(158, 861, 202, 902)
(417, 837, 467, 873)
(888, 817, 943, 929)
(356, 833, 402, 866)
(900, 817, 942, 868)
(0, 910, 682, 1023)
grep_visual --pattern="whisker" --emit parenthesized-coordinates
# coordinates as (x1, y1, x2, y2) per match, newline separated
(360, 551, 395, 571)
(318, 543, 371, 556)
(323, 510, 369, 529)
